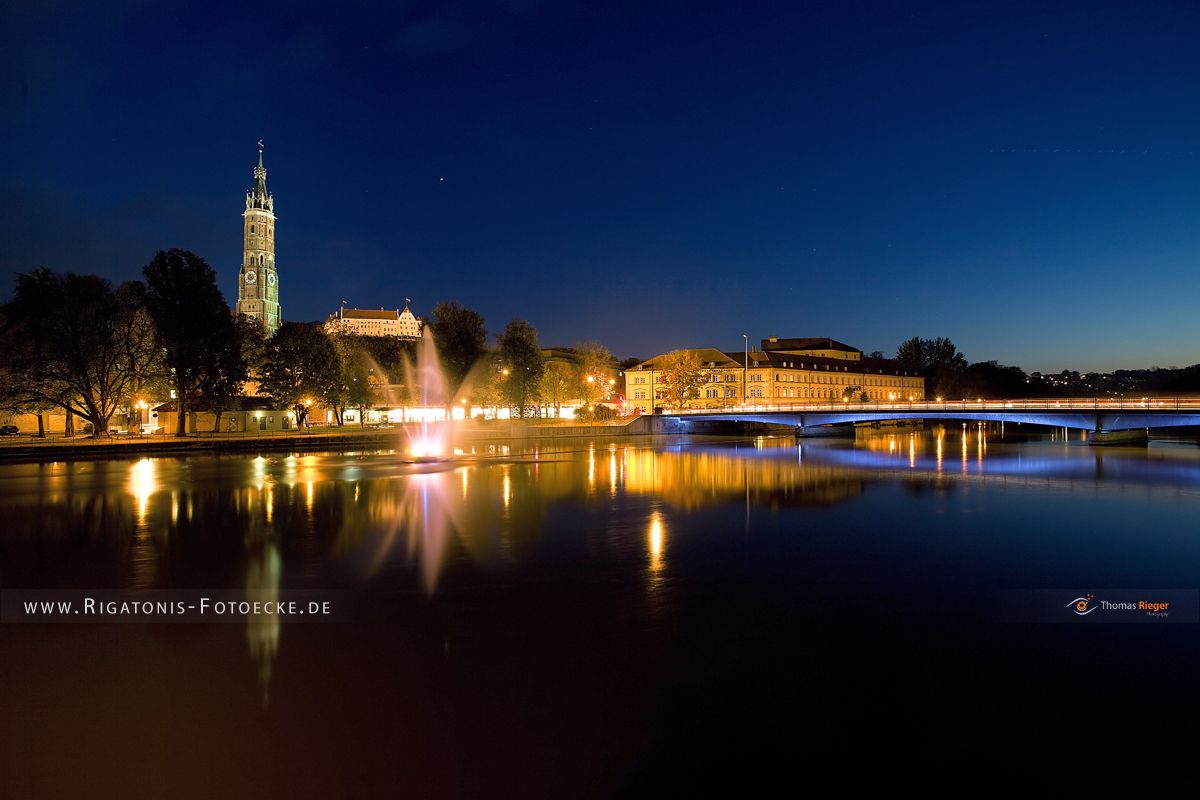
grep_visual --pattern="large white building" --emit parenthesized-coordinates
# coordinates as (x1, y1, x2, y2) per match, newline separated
(325, 304, 422, 338)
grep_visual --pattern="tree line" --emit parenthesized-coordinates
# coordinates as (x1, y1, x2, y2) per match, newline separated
(1, 249, 622, 437)
(1, 251, 265, 436)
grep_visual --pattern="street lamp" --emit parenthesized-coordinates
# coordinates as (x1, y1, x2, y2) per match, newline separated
(742, 334, 748, 409)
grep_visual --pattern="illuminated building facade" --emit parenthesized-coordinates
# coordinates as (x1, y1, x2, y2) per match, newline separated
(624, 337, 924, 413)
(325, 305, 422, 338)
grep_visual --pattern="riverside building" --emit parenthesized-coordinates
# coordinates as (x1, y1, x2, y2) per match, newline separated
(624, 337, 925, 413)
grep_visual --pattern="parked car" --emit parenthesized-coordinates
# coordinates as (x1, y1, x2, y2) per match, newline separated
(0, 425, 20, 436)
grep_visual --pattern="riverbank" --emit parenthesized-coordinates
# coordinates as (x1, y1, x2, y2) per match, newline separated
(0, 420, 649, 463)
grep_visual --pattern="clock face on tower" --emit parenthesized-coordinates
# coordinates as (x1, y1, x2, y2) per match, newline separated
(245, 271, 257, 284)
(267, 273, 276, 287)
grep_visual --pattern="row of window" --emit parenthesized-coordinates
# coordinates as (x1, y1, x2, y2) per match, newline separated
(631, 372, 919, 388)
(629, 387, 923, 403)
(630, 371, 915, 386)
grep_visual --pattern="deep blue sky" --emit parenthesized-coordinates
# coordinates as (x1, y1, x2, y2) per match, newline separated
(3, 0, 1198, 371)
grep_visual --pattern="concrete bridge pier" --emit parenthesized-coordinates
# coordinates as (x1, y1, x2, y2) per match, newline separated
(1087, 413, 1149, 446)
(795, 424, 853, 438)
(1089, 426, 1149, 446)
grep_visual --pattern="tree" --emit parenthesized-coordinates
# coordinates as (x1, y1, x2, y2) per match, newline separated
(198, 316, 266, 432)
(498, 319, 545, 418)
(895, 337, 926, 373)
(236, 315, 268, 376)
(346, 357, 378, 426)
(258, 323, 340, 427)
(331, 334, 377, 426)
(470, 353, 505, 419)
(894, 336, 967, 399)
(428, 301, 486, 400)
(538, 361, 573, 418)
(656, 350, 707, 409)
(575, 403, 616, 422)
(355, 335, 416, 385)
(143, 249, 246, 436)
(958, 361, 1028, 399)
(0, 269, 162, 437)
(574, 340, 614, 404)
(0, 346, 55, 437)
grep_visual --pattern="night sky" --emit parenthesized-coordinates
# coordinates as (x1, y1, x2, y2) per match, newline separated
(3, 1, 1198, 371)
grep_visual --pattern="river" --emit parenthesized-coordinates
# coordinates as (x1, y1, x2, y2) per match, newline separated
(2, 427, 1197, 795)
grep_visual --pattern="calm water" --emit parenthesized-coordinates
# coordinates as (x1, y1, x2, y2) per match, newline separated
(2, 428, 1198, 795)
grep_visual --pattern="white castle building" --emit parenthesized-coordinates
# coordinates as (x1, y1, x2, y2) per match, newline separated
(325, 303, 422, 338)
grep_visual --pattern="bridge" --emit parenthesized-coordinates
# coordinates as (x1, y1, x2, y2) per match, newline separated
(658, 397, 1200, 439)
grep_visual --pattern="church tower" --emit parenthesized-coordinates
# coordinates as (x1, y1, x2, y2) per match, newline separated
(236, 142, 281, 335)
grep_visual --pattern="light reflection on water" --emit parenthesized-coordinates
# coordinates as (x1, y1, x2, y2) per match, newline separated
(2, 428, 1199, 793)
(2, 429, 1198, 712)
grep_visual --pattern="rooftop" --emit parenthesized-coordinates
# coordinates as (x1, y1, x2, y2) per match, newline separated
(332, 307, 406, 321)
(761, 337, 861, 354)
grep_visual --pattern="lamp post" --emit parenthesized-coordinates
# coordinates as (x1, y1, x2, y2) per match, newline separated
(742, 334, 748, 409)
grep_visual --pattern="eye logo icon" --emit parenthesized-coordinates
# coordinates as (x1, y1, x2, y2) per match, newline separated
(1066, 593, 1096, 616)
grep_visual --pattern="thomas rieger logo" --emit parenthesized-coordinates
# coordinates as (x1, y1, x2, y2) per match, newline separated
(1065, 593, 1170, 618)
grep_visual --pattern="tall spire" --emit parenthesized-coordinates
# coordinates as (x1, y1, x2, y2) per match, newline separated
(251, 140, 270, 210)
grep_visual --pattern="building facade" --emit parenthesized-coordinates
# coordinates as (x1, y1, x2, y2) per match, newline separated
(324, 305, 422, 338)
(235, 143, 282, 336)
(624, 337, 924, 414)
(153, 399, 298, 434)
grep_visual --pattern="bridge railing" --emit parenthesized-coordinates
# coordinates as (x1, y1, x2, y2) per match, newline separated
(665, 397, 1200, 415)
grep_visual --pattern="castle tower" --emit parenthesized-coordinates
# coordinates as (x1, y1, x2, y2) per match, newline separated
(235, 141, 281, 335)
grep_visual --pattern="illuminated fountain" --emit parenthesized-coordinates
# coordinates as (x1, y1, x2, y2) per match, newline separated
(401, 328, 457, 461)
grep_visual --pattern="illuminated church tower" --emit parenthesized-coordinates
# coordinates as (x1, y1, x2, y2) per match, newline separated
(235, 142, 281, 335)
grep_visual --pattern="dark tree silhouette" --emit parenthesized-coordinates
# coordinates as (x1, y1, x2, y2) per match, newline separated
(143, 249, 246, 436)
(498, 319, 545, 418)
(895, 336, 967, 398)
(1, 269, 161, 436)
(258, 322, 340, 427)
(428, 301, 487, 399)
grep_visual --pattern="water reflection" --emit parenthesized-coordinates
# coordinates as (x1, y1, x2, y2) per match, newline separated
(245, 543, 281, 706)
(647, 510, 666, 578)
(128, 458, 156, 525)
(2, 430, 1198, 704)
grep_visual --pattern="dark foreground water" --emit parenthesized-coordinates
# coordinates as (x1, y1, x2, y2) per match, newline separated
(2, 428, 1198, 796)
